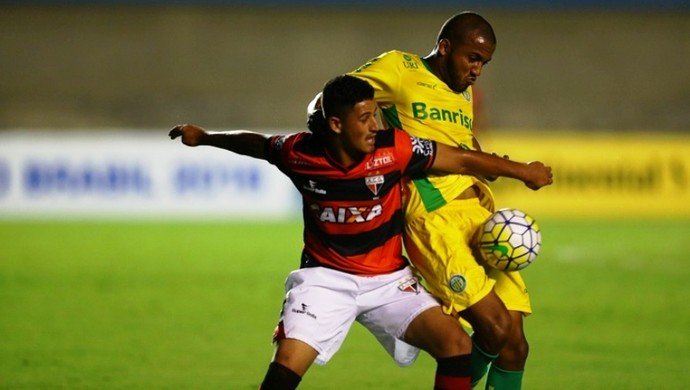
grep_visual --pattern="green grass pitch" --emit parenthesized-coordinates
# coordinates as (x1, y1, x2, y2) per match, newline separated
(1, 219, 689, 389)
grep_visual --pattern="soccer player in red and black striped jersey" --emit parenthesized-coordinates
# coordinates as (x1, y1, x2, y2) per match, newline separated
(169, 75, 551, 390)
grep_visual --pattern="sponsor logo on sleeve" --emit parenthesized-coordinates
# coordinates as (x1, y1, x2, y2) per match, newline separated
(410, 137, 434, 157)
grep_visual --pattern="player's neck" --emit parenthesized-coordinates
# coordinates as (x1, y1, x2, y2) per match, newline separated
(423, 52, 443, 80)
(324, 142, 365, 171)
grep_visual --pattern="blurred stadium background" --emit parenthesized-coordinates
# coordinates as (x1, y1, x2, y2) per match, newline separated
(1, 0, 689, 219)
(1, 1, 689, 389)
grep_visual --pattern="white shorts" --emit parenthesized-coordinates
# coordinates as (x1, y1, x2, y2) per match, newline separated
(274, 266, 439, 367)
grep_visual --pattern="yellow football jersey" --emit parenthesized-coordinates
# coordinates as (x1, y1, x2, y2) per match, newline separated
(350, 50, 491, 216)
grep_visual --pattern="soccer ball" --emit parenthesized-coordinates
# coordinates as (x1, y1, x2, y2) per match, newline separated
(477, 208, 541, 271)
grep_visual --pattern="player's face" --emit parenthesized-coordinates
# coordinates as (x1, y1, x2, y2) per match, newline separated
(338, 99, 380, 156)
(441, 33, 495, 93)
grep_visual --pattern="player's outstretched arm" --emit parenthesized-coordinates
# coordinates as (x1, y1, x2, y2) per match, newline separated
(431, 142, 553, 190)
(168, 124, 269, 160)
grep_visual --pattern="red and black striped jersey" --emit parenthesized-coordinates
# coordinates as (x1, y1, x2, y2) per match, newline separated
(265, 128, 436, 276)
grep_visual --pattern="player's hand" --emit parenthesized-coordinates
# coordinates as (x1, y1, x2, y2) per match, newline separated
(169, 124, 207, 147)
(523, 161, 553, 190)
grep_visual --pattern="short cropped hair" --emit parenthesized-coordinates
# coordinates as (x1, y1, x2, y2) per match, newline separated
(437, 12, 496, 46)
(307, 74, 375, 136)
(321, 75, 375, 121)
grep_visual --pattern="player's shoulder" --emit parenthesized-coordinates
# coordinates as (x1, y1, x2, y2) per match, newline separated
(381, 49, 417, 58)
(268, 132, 328, 171)
(373, 129, 435, 169)
(378, 50, 423, 65)
(352, 50, 420, 73)
(374, 127, 419, 149)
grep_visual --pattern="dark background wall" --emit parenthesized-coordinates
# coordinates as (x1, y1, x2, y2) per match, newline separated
(1, 4, 689, 131)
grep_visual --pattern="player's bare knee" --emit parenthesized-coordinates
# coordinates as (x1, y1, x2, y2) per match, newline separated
(496, 337, 529, 370)
(508, 336, 529, 363)
(476, 311, 513, 353)
(427, 327, 472, 359)
(406, 310, 472, 358)
(443, 326, 473, 357)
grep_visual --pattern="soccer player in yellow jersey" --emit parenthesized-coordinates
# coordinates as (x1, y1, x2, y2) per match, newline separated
(347, 12, 537, 389)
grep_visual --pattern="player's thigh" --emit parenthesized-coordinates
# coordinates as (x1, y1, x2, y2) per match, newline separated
(280, 268, 358, 365)
(404, 306, 472, 359)
(356, 267, 439, 366)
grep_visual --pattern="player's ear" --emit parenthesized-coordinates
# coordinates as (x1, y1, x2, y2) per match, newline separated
(438, 38, 451, 56)
(328, 116, 343, 134)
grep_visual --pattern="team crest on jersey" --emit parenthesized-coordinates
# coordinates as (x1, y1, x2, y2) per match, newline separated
(398, 277, 419, 293)
(448, 274, 467, 293)
(365, 175, 384, 196)
(462, 90, 472, 102)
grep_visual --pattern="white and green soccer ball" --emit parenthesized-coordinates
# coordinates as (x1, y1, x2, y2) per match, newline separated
(478, 208, 541, 271)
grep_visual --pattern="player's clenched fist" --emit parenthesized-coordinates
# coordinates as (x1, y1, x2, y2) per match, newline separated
(523, 161, 553, 191)
(169, 124, 208, 147)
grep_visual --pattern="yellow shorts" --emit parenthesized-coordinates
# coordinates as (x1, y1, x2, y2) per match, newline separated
(404, 197, 532, 316)
(487, 267, 532, 315)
